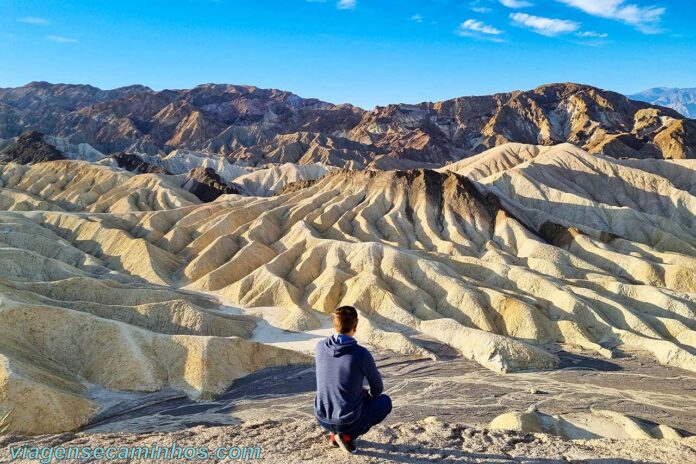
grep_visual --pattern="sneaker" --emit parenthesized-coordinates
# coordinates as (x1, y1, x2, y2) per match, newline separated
(335, 434, 357, 454)
(328, 433, 339, 448)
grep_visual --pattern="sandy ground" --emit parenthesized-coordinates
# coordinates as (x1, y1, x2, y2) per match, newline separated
(2, 348, 695, 463)
(75, 347, 696, 435)
(2, 414, 695, 463)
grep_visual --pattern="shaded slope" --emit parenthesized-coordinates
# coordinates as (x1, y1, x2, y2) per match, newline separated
(0, 131, 65, 164)
(180, 167, 240, 202)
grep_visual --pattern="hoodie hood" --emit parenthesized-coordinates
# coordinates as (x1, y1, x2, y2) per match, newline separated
(323, 333, 358, 357)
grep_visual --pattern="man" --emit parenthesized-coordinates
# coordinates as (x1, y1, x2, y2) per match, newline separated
(314, 306, 392, 454)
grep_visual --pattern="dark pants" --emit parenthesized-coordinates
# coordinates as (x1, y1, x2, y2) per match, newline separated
(317, 394, 392, 439)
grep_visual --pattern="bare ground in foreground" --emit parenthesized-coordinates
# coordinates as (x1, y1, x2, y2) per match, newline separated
(2, 415, 696, 463)
(2, 348, 696, 463)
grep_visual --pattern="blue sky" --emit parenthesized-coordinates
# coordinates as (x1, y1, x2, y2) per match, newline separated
(1, 0, 694, 108)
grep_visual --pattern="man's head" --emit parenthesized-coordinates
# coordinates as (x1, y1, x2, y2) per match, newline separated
(334, 305, 358, 336)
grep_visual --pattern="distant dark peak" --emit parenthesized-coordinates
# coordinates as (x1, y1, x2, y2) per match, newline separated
(110, 152, 169, 174)
(26, 81, 52, 88)
(114, 84, 153, 93)
(0, 131, 66, 164)
(629, 87, 696, 118)
(181, 167, 240, 202)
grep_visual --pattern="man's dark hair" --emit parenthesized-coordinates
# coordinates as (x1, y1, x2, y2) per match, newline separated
(334, 306, 358, 334)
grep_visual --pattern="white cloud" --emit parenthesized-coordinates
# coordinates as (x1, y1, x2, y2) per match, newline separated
(17, 17, 49, 25)
(459, 19, 503, 35)
(576, 30, 608, 38)
(337, 0, 356, 9)
(509, 12, 580, 36)
(500, 0, 533, 8)
(46, 35, 78, 43)
(557, 0, 665, 32)
(457, 19, 505, 41)
(411, 14, 423, 23)
(471, 7, 492, 13)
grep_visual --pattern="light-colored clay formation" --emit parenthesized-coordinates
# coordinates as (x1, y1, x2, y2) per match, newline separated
(0, 160, 199, 212)
(231, 162, 332, 196)
(490, 407, 684, 440)
(1, 142, 695, 435)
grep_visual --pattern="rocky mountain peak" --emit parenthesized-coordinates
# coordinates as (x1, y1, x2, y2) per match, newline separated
(0, 130, 66, 164)
(0, 82, 694, 165)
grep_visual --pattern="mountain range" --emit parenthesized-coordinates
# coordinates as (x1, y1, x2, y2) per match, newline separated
(1, 81, 695, 168)
(630, 87, 696, 118)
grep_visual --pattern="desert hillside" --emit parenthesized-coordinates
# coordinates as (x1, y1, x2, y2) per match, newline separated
(1, 142, 695, 440)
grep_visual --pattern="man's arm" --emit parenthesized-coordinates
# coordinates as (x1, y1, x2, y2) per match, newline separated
(362, 349, 383, 397)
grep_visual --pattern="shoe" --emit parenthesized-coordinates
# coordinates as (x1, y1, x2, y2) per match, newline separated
(335, 434, 357, 454)
(328, 433, 339, 448)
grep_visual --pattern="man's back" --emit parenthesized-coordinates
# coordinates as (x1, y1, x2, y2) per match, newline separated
(314, 333, 383, 425)
(314, 306, 392, 453)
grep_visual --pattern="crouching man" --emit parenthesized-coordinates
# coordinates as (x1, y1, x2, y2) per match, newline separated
(314, 306, 392, 454)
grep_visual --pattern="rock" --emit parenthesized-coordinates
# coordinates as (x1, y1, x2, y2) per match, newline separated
(490, 411, 545, 434)
(490, 408, 682, 440)
(108, 152, 170, 174)
(0, 131, 65, 164)
(180, 167, 240, 202)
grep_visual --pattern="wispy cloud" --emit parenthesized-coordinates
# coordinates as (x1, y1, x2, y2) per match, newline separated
(47, 35, 78, 43)
(510, 12, 580, 36)
(500, 0, 533, 8)
(576, 30, 608, 38)
(457, 19, 505, 41)
(17, 16, 49, 25)
(471, 7, 492, 13)
(557, 0, 665, 33)
(411, 14, 423, 23)
(337, 0, 356, 10)
(459, 19, 503, 35)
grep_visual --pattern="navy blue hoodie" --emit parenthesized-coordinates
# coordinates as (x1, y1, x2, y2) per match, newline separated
(314, 334, 383, 426)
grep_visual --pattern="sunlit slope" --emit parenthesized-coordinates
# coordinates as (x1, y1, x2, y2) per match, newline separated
(437, 143, 586, 180)
(0, 160, 200, 212)
(0, 162, 311, 434)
